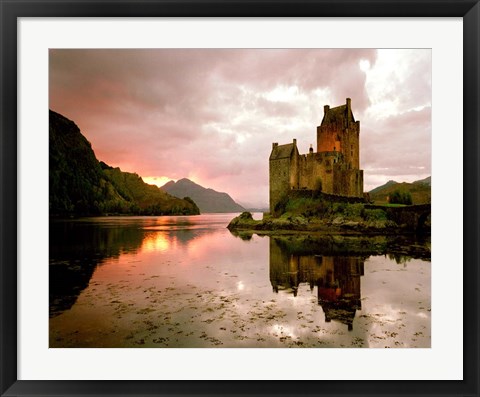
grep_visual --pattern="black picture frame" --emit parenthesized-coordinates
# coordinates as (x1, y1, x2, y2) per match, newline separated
(1, 1, 478, 396)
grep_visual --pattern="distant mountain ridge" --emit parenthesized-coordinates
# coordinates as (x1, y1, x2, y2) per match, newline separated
(161, 178, 245, 213)
(368, 176, 431, 205)
(368, 180, 398, 195)
(413, 176, 431, 186)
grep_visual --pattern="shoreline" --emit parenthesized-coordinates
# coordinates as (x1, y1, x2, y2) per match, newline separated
(227, 212, 431, 236)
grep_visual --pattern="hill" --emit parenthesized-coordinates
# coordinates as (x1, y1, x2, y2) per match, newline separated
(368, 177, 431, 205)
(161, 178, 245, 213)
(100, 164, 200, 215)
(368, 180, 398, 195)
(413, 176, 431, 186)
(49, 110, 199, 216)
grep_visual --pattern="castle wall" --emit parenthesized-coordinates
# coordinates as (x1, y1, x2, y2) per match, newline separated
(270, 151, 363, 209)
(297, 154, 326, 191)
(288, 189, 366, 204)
(344, 122, 360, 170)
(332, 166, 363, 197)
(297, 152, 346, 195)
(290, 149, 299, 189)
(269, 157, 291, 212)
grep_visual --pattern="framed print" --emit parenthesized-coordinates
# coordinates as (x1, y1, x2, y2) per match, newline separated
(1, 1, 479, 396)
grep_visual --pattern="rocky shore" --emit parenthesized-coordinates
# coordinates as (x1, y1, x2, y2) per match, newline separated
(227, 211, 413, 235)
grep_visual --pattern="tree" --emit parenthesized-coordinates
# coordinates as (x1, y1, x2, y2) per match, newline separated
(389, 189, 412, 205)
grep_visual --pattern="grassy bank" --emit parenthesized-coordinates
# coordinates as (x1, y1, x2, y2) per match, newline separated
(228, 196, 430, 235)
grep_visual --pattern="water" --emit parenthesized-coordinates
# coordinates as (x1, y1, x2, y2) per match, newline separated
(49, 214, 431, 348)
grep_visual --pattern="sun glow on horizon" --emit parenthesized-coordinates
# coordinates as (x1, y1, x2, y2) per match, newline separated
(142, 176, 173, 188)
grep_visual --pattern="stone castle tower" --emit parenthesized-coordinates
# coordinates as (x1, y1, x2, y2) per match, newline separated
(269, 98, 364, 212)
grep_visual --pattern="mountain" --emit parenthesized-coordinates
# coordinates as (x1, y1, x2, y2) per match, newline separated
(368, 177, 431, 205)
(413, 176, 431, 186)
(368, 180, 398, 195)
(161, 178, 245, 213)
(242, 206, 269, 213)
(49, 110, 199, 216)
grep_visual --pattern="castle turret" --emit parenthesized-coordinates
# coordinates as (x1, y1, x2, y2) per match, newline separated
(317, 98, 359, 169)
(315, 98, 363, 197)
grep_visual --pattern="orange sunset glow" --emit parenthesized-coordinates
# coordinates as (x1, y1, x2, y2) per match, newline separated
(142, 176, 173, 189)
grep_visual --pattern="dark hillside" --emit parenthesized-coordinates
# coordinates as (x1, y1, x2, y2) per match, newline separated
(49, 110, 199, 216)
(49, 110, 122, 215)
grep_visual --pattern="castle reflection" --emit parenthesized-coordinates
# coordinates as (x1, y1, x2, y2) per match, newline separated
(269, 237, 365, 330)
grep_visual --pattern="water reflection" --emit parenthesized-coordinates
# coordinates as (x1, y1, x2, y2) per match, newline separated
(141, 232, 171, 252)
(49, 219, 146, 316)
(387, 253, 412, 265)
(316, 256, 363, 331)
(270, 237, 365, 330)
(50, 215, 431, 348)
(49, 215, 235, 317)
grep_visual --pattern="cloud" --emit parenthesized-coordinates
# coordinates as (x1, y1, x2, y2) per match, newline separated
(361, 106, 431, 189)
(49, 48, 430, 206)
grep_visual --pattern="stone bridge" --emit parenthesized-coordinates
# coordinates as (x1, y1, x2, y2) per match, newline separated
(365, 204, 431, 233)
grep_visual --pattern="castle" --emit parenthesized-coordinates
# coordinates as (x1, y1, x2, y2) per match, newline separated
(269, 98, 364, 212)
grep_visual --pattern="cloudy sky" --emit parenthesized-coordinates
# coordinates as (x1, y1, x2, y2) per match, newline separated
(49, 49, 431, 208)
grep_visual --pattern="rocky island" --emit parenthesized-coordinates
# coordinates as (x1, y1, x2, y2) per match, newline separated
(227, 196, 431, 236)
